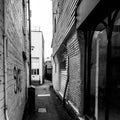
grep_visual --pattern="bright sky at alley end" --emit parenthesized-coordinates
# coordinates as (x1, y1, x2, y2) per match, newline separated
(30, 0, 53, 60)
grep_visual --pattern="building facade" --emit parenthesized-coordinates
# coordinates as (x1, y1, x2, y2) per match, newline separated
(0, 0, 30, 120)
(52, 0, 120, 120)
(31, 30, 44, 85)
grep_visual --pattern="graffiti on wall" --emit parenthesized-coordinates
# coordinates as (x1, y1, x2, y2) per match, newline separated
(13, 66, 22, 94)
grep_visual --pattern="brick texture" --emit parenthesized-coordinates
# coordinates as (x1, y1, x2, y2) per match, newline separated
(0, 0, 5, 119)
(5, 1, 28, 120)
(52, 0, 79, 55)
(0, 0, 28, 120)
(66, 31, 83, 114)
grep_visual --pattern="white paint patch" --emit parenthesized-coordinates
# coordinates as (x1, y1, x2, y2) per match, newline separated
(38, 108, 47, 113)
(37, 94, 50, 97)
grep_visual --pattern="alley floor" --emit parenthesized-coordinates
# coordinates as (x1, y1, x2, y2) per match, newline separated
(22, 80, 74, 120)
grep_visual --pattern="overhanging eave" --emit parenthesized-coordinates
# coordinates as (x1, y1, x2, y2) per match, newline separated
(76, 0, 120, 30)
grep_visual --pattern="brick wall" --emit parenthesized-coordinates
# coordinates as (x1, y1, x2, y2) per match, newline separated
(5, 0, 28, 120)
(52, 0, 79, 55)
(0, 0, 4, 119)
(66, 31, 83, 114)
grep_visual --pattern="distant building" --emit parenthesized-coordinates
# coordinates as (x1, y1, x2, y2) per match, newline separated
(31, 30, 44, 85)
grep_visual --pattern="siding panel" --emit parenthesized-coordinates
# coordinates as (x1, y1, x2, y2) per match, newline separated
(52, 0, 79, 55)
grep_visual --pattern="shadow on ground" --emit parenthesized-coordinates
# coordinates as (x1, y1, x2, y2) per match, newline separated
(22, 80, 74, 120)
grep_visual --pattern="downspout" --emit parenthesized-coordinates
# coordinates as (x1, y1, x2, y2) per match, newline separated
(63, 56, 69, 106)
(28, 0, 31, 85)
(3, 0, 9, 120)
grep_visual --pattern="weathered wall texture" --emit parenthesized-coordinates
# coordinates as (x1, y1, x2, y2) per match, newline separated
(0, 0, 29, 120)
(66, 32, 82, 112)
(52, 0, 120, 119)
(52, 0, 83, 115)
(0, 0, 4, 119)
(52, 0, 79, 55)
(5, 0, 27, 120)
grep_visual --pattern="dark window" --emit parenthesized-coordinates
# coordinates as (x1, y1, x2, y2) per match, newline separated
(34, 69, 36, 75)
(37, 69, 39, 75)
(22, 0, 25, 7)
(54, 18, 56, 33)
(31, 69, 33, 75)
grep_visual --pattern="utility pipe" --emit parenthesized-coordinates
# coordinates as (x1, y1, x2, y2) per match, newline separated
(3, 0, 9, 119)
(63, 56, 69, 106)
(3, 35, 9, 120)
(28, 0, 31, 85)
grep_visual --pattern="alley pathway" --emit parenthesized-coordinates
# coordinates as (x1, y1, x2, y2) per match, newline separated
(22, 80, 74, 120)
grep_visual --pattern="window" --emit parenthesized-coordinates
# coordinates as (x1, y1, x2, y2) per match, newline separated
(31, 69, 33, 75)
(32, 69, 39, 75)
(54, 18, 56, 33)
(34, 69, 36, 75)
(37, 69, 39, 75)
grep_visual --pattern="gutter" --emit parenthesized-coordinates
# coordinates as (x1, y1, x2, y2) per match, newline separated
(3, 0, 9, 120)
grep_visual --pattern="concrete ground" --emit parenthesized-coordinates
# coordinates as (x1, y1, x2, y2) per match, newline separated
(22, 80, 74, 120)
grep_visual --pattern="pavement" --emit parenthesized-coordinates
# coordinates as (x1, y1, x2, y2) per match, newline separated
(22, 80, 74, 120)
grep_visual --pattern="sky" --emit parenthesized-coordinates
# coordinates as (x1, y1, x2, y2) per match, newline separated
(30, 0, 53, 60)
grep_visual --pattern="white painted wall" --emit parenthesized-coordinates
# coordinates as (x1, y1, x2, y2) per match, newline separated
(31, 31, 44, 84)
(52, 55, 60, 91)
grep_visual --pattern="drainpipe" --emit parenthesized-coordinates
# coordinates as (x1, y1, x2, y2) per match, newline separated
(3, 35, 9, 120)
(63, 56, 69, 106)
(3, 0, 9, 120)
(28, 0, 31, 85)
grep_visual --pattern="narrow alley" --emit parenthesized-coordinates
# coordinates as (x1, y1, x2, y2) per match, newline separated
(22, 80, 74, 120)
(0, 0, 120, 120)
